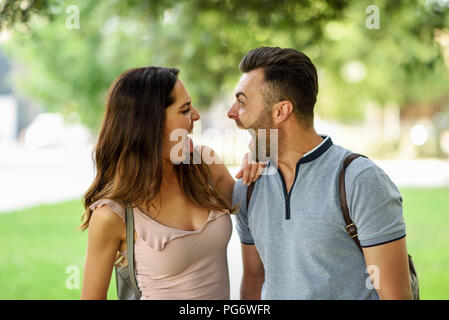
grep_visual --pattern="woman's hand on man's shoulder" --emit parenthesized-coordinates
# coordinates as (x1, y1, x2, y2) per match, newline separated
(235, 152, 268, 186)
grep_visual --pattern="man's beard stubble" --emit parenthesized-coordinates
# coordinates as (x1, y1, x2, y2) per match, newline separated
(244, 107, 282, 163)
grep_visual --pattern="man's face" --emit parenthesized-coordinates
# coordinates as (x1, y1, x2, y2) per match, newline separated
(228, 69, 277, 160)
(227, 68, 273, 131)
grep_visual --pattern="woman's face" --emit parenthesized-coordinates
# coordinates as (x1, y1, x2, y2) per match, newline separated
(163, 79, 200, 163)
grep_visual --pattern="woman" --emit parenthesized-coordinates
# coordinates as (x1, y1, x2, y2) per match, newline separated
(79, 66, 263, 300)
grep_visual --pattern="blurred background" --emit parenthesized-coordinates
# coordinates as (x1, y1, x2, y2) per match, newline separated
(0, 0, 448, 300)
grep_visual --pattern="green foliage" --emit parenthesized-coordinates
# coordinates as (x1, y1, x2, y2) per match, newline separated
(1, 0, 449, 129)
(0, 0, 50, 30)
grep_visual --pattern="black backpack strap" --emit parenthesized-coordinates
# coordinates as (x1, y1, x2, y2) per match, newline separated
(338, 153, 368, 252)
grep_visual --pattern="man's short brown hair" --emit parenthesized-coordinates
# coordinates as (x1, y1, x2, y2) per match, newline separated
(239, 47, 318, 127)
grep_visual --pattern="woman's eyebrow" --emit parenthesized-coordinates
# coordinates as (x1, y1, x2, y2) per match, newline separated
(178, 100, 191, 108)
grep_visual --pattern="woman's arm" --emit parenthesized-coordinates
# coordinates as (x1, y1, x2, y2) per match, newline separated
(199, 145, 235, 206)
(199, 145, 266, 206)
(80, 206, 124, 300)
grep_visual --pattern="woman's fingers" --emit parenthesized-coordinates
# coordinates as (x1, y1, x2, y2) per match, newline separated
(250, 161, 268, 183)
(252, 162, 268, 182)
(242, 153, 256, 185)
(248, 160, 259, 183)
(236, 152, 248, 180)
(242, 161, 251, 185)
(238, 152, 269, 185)
(243, 160, 268, 185)
(235, 167, 244, 179)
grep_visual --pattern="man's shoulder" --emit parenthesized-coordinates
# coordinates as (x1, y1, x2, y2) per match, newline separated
(328, 143, 378, 177)
(330, 144, 396, 192)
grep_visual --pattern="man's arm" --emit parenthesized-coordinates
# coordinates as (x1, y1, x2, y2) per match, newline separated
(362, 237, 413, 300)
(347, 163, 411, 299)
(241, 243, 265, 300)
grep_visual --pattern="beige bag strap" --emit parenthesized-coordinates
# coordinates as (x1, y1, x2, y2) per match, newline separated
(124, 203, 141, 299)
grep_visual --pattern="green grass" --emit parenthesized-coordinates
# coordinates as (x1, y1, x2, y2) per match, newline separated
(0, 187, 448, 300)
(0, 200, 117, 300)
(400, 187, 449, 300)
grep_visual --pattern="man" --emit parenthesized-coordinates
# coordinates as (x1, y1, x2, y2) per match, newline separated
(227, 46, 413, 300)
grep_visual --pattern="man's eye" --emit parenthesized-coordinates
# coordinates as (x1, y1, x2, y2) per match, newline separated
(182, 108, 190, 114)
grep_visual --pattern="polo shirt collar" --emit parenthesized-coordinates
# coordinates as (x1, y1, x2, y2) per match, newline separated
(298, 135, 333, 164)
(267, 135, 333, 167)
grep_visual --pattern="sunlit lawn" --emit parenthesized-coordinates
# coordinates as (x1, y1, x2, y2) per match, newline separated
(0, 200, 118, 300)
(0, 187, 448, 300)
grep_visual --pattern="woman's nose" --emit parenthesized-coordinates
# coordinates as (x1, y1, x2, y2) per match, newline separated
(191, 106, 200, 121)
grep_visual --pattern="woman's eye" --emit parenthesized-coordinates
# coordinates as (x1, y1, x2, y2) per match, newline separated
(238, 99, 244, 106)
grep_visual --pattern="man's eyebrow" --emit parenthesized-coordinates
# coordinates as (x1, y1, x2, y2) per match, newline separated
(235, 91, 247, 99)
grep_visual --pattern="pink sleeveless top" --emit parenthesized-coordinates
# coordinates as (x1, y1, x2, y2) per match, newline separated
(89, 199, 232, 300)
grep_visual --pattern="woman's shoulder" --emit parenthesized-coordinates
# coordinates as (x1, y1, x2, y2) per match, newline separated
(86, 199, 125, 244)
(195, 144, 229, 181)
(194, 144, 223, 165)
(89, 198, 126, 225)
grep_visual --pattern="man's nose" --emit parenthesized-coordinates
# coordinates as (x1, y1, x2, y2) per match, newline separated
(227, 103, 239, 120)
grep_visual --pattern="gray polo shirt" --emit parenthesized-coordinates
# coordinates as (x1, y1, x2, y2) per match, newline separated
(232, 136, 406, 300)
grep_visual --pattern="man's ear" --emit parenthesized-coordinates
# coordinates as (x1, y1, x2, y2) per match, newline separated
(272, 100, 294, 124)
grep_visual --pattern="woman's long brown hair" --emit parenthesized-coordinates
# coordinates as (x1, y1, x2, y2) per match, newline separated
(79, 66, 235, 234)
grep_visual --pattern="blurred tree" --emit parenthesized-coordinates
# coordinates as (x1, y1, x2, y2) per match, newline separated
(0, 0, 448, 130)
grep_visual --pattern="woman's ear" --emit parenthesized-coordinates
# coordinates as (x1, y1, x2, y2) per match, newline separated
(273, 100, 294, 124)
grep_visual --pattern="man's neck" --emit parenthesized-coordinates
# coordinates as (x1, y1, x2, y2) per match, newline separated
(276, 120, 324, 173)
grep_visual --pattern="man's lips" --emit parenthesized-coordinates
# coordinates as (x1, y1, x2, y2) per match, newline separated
(185, 125, 194, 153)
(235, 119, 245, 129)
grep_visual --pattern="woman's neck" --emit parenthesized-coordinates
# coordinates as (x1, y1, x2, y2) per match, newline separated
(140, 159, 179, 215)
(161, 158, 179, 185)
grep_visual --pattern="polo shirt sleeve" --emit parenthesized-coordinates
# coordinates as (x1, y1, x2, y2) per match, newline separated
(348, 165, 406, 247)
(232, 179, 255, 245)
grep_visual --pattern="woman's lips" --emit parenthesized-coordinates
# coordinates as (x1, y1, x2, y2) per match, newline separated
(185, 136, 194, 154)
